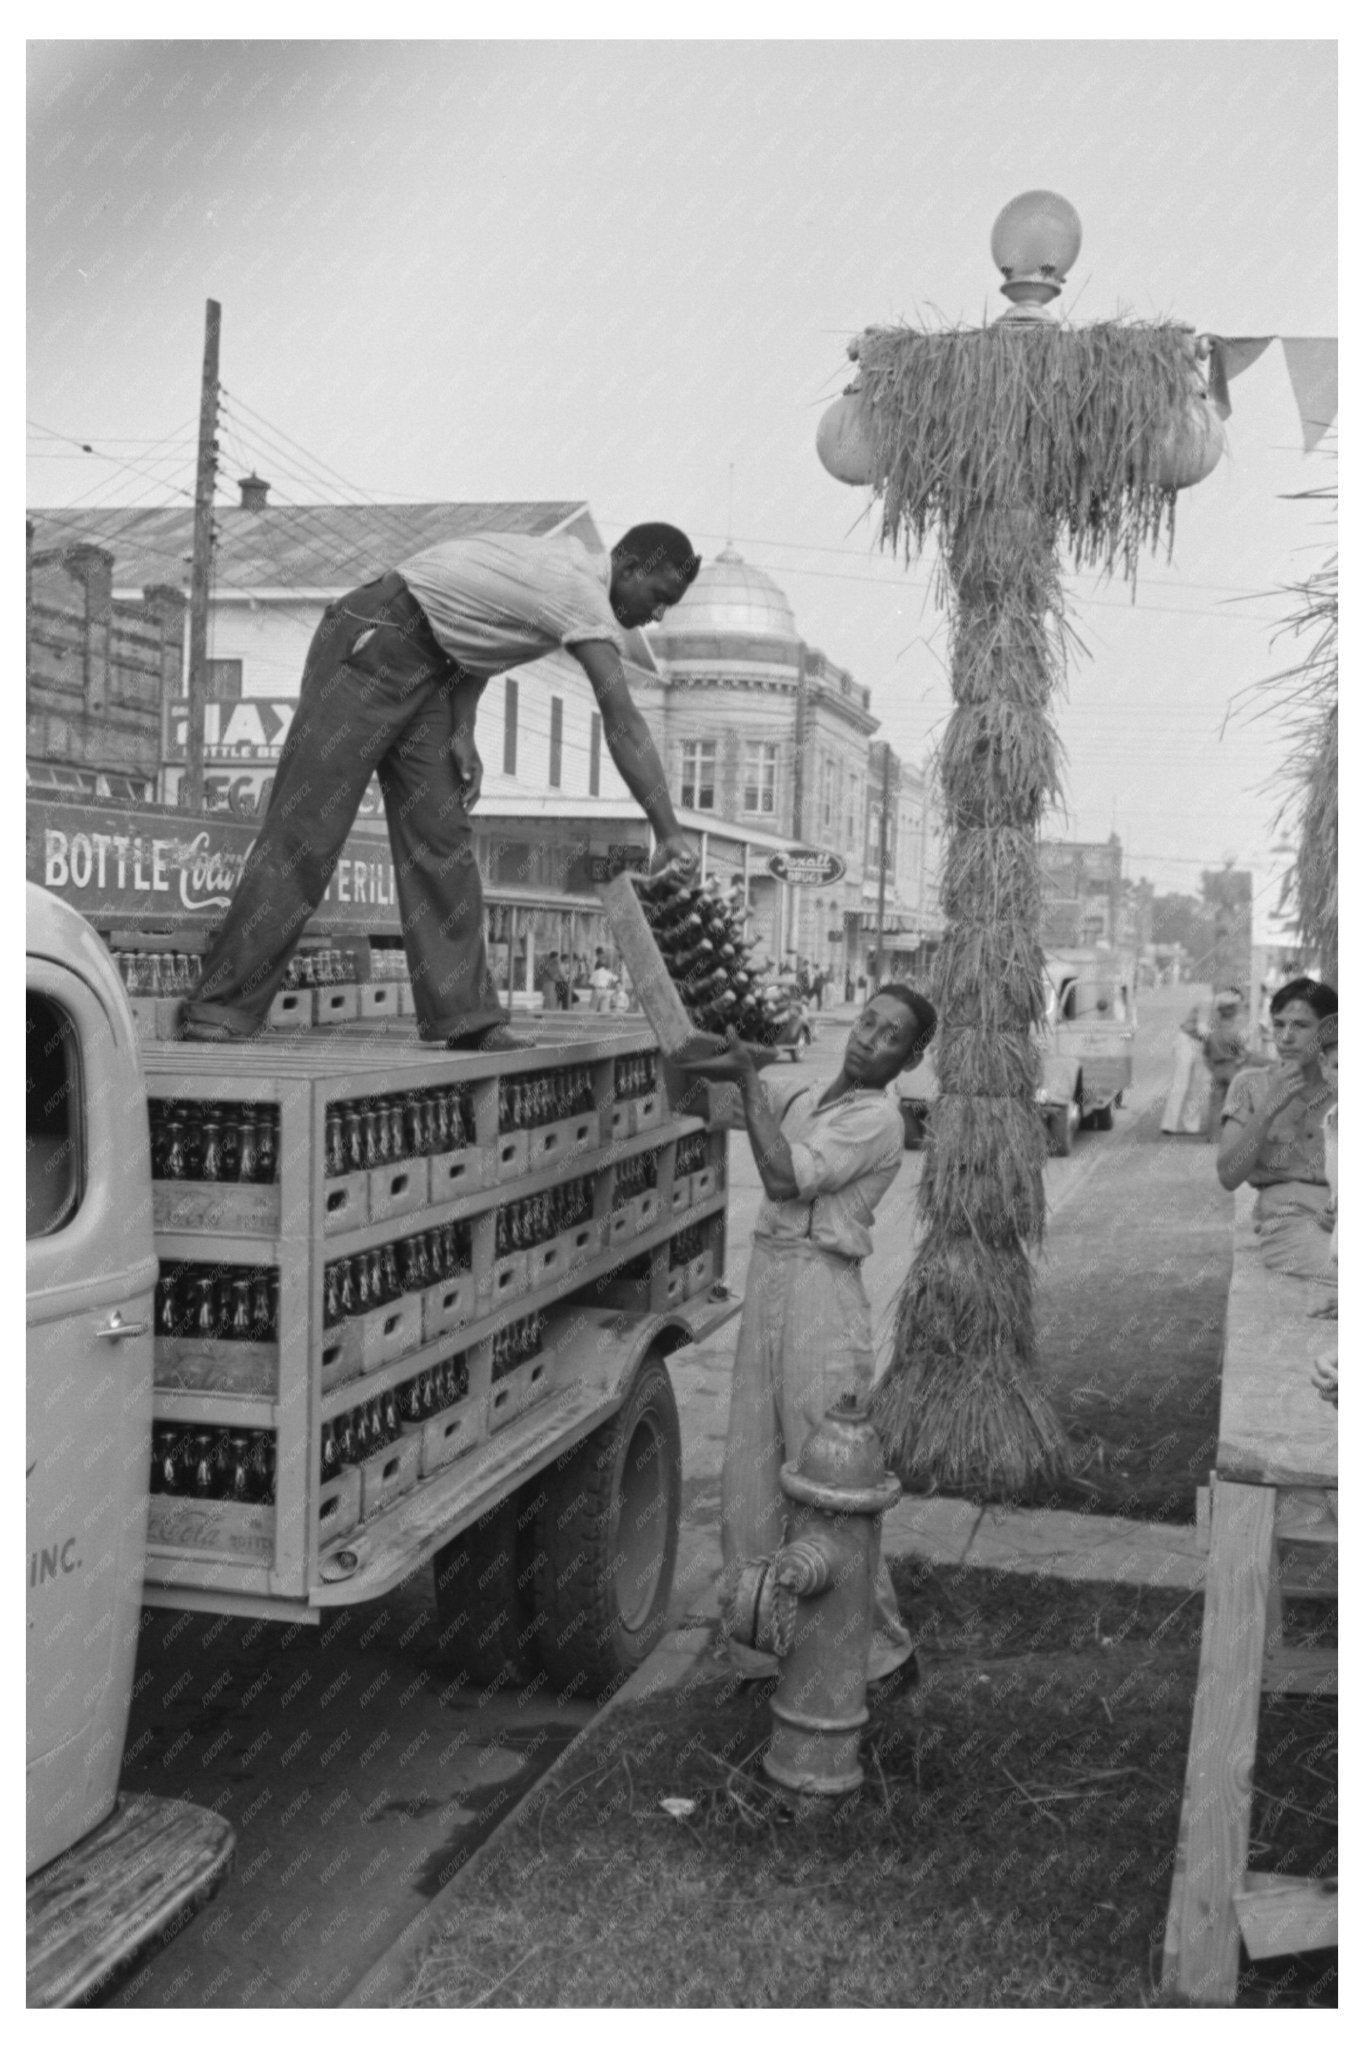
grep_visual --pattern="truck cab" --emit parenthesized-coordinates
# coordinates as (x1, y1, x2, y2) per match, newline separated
(26, 884, 234, 2005)
(1036, 952, 1138, 1154)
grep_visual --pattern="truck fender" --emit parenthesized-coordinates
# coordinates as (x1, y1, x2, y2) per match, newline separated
(541, 1302, 716, 1410)
(1038, 1051, 1081, 1109)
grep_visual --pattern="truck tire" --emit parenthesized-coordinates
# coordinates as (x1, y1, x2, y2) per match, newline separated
(532, 1353, 682, 1699)
(1090, 1100, 1115, 1132)
(1046, 1103, 1075, 1157)
(432, 1483, 545, 1689)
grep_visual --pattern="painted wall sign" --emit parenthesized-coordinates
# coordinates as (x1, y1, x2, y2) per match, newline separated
(161, 764, 385, 822)
(767, 850, 847, 887)
(27, 796, 402, 929)
(165, 698, 296, 761)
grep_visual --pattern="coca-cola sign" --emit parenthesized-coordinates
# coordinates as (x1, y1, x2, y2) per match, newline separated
(27, 797, 402, 928)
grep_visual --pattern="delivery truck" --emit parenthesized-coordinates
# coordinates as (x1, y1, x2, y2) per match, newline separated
(897, 949, 1137, 1156)
(26, 855, 738, 2002)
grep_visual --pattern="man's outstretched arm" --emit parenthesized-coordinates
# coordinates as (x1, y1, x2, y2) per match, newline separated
(572, 640, 695, 869)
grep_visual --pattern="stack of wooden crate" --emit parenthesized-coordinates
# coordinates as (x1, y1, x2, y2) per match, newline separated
(139, 1030, 727, 1615)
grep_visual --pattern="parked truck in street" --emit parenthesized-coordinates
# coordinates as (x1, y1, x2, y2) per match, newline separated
(897, 948, 1137, 1156)
(26, 801, 738, 2002)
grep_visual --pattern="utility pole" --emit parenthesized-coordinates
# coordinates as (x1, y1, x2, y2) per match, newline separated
(873, 742, 891, 982)
(183, 298, 221, 812)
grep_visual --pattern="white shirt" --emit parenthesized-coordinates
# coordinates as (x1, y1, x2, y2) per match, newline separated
(754, 1083, 904, 1263)
(397, 533, 624, 680)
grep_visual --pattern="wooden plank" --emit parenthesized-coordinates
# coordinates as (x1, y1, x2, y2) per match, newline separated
(27, 1791, 234, 2008)
(1217, 1190, 1337, 1488)
(1260, 1649, 1337, 1697)
(1163, 1479, 1276, 2006)
(599, 873, 720, 1059)
(1233, 1876, 1338, 1961)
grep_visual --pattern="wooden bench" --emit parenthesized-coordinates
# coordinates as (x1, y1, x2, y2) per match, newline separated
(1162, 1185, 1337, 2004)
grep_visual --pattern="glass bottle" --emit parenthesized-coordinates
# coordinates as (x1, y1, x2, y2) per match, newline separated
(228, 1276, 254, 1341)
(191, 1430, 221, 1499)
(192, 1273, 218, 1339)
(325, 1108, 346, 1177)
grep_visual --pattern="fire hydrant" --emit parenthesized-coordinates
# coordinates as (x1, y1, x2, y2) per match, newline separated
(720, 1394, 901, 1796)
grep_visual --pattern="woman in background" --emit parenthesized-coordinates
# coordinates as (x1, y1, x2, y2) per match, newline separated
(1161, 996, 1212, 1135)
(1217, 977, 1338, 1280)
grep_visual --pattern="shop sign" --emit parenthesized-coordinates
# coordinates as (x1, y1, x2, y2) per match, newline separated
(27, 796, 401, 928)
(767, 850, 847, 887)
(162, 764, 385, 823)
(165, 698, 296, 762)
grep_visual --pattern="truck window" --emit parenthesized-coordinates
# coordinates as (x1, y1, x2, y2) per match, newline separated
(26, 992, 82, 1238)
(1059, 981, 1078, 1023)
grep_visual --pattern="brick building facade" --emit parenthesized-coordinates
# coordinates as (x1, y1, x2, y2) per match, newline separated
(26, 526, 184, 800)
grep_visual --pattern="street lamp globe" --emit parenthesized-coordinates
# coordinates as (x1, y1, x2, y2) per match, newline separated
(990, 190, 1083, 318)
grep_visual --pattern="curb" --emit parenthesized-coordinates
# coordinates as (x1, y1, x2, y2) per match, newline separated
(339, 1622, 715, 2009)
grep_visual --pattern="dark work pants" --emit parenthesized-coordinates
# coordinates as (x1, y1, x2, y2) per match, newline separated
(186, 573, 504, 1041)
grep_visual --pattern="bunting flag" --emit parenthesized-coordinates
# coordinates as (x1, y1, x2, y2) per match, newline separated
(1281, 337, 1339, 453)
(1204, 334, 1336, 452)
(1206, 336, 1274, 418)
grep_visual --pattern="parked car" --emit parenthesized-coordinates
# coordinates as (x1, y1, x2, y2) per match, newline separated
(774, 995, 815, 1061)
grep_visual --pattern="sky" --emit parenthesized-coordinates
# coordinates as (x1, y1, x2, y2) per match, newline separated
(26, 36, 1338, 928)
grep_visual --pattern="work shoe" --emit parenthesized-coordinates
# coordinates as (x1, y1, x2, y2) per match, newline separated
(177, 1012, 258, 1044)
(445, 1021, 538, 1052)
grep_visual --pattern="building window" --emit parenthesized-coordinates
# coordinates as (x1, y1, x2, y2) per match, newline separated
(821, 756, 832, 830)
(206, 659, 242, 703)
(503, 676, 518, 777)
(680, 739, 715, 811)
(743, 741, 777, 816)
(549, 696, 563, 789)
(589, 713, 602, 797)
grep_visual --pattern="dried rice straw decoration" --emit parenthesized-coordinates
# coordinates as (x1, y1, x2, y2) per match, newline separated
(1235, 487, 1337, 985)
(855, 318, 1206, 1494)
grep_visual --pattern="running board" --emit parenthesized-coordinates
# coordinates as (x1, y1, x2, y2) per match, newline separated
(27, 1791, 235, 2008)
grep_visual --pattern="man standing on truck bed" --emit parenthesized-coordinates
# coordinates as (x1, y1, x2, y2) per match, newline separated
(716, 983, 938, 1692)
(181, 524, 701, 1050)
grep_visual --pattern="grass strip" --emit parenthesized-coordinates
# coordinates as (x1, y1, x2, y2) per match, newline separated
(398, 1563, 1335, 2008)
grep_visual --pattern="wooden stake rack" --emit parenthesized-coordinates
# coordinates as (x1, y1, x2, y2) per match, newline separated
(138, 1026, 733, 1620)
(1161, 1185, 1338, 2003)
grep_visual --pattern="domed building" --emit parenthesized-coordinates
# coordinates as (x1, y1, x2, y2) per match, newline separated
(637, 544, 938, 984)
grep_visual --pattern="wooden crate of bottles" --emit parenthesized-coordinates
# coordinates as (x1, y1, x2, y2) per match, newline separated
(110, 941, 374, 1040)
(139, 1030, 728, 1607)
(600, 870, 799, 1055)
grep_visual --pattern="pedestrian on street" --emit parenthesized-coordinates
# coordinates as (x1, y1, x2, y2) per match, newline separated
(181, 524, 701, 1050)
(717, 982, 938, 1690)
(589, 950, 619, 1013)
(536, 951, 564, 1012)
(1201, 987, 1263, 1139)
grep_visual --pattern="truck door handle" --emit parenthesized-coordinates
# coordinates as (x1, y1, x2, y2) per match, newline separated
(94, 1311, 150, 1341)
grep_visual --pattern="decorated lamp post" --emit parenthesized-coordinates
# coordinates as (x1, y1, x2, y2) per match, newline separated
(818, 193, 1224, 1494)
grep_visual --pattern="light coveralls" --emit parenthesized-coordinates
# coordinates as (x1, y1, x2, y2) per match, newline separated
(721, 1082, 915, 1681)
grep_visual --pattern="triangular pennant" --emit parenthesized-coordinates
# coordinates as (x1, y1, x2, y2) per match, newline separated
(1205, 336, 1274, 419)
(1281, 337, 1338, 452)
